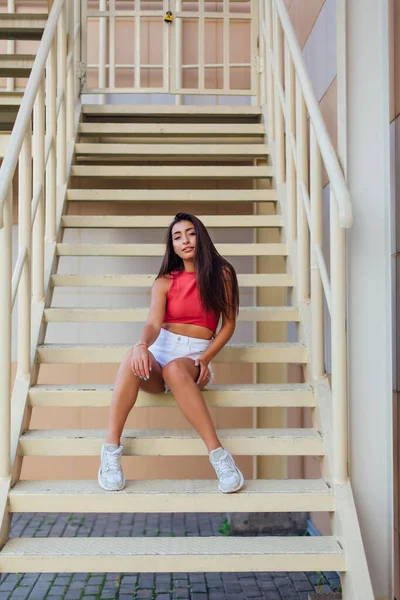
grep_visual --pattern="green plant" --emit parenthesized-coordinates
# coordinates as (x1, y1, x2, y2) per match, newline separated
(218, 518, 231, 536)
(316, 571, 324, 592)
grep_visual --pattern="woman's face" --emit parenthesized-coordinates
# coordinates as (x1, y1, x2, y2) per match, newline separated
(171, 220, 197, 260)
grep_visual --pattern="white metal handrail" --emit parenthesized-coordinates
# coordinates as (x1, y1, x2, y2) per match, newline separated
(274, 0, 353, 229)
(0, 0, 81, 481)
(260, 0, 352, 484)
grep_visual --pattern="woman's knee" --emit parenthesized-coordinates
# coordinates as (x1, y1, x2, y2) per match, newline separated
(162, 358, 192, 382)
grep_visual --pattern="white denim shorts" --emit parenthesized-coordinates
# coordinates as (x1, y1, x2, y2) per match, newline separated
(148, 328, 215, 393)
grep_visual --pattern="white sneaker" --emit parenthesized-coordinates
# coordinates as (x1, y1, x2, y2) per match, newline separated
(98, 443, 126, 491)
(209, 447, 244, 493)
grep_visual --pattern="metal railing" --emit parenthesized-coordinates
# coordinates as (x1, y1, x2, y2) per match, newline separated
(260, 0, 353, 484)
(0, 0, 81, 480)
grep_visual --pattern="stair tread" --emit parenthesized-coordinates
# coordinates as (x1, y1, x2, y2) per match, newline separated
(29, 383, 314, 408)
(8, 479, 334, 513)
(50, 273, 294, 289)
(30, 382, 312, 392)
(0, 14, 46, 40)
(55, 242, 288, 256)
(0, 536, 346, 573)
(70, 165, 273, 178)
(78, 123, 264, 134)
(82, 104, 262, 115)
(61, 214, 282, 227)
(21, 428, 321, 439)
(74, 143, 269, 155)
(10, 478, 331, 495)
(66, 189, 277, 201)
(37, 341, 305, 348)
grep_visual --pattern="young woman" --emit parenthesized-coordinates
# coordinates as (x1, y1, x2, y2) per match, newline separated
(98, 212, 244, 494)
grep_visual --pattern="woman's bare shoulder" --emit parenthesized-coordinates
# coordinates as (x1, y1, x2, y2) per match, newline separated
(152, 274, 173, 293)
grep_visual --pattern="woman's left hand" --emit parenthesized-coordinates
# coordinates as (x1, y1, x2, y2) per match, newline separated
(194, 354, 211, 386)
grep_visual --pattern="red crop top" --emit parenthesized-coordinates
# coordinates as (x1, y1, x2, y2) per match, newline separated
(163, 270, 220, 333)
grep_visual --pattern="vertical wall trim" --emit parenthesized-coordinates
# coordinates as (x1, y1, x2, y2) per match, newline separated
(346, 0, 393, 597)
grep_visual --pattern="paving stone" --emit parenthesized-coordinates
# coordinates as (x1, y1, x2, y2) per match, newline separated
(99, 590, 116, 599)
(0, 594, 10, 600)
(293, 580, 313, 592)
(0, 584, 16, 593)
(64, 593, 82, 600)
(262, 593, 281, 600)
(48, 586, 68, 595)
(190, 595, 208, 600)
(155, 595, 171, 600)
(189, 585, 207, 593)
(136, 591, 153, 599)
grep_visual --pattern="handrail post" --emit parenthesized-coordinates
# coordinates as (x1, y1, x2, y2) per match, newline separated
(285, 44, 296, 243)
(57, 0, 67, 185)
(46, 36, 57, 242)
(295, 79, 309, 302)
(99, 0, 106, 104)
(310, 125, 324, 380)
(0, 189, 12, 478)
(331, 190, 348, 483)
(265, 0, 275, 143)
(66, 0, 75, 141)
(272, 4, 285, 184)
(17, 130, 32, 378)
(33, 79, 46, 303)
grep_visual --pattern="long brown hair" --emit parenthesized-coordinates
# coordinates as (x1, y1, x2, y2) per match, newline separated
(156, 213, 239, 319)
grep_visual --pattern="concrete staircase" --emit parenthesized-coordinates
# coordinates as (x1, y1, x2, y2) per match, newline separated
(0, 104, 348, 575)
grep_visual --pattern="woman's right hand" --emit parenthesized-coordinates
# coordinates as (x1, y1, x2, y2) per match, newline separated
(131, 344, 152, 380)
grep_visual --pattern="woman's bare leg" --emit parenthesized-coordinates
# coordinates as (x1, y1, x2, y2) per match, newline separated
(162, 357, 221, 452)
(106, 349, 165, 445)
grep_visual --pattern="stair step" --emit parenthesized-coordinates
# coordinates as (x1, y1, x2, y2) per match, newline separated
(56, 243, 288, 257)
(61, 215, 283, 228)
(0, 54, 35, 77)
(43, 306, 299, 323)
(74, 143, 269, 157)
(8, 479, 332, 513)
(51, 273, 293, 288)
(78, 123, 264, 136)
(0, 14, 47, 40)
(82, 105, 262, 117)
(0, 536, 345, 573)
(66, 189, 277, 202)
(70, 165, 273, 178)
(19, 428, 323, 456)
(28, 383, 314, 407)
(35, 343, 308, 364)
(0, 91, 23, 106)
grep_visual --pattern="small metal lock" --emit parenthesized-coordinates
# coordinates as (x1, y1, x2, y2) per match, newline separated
(164, 10, 173, 22)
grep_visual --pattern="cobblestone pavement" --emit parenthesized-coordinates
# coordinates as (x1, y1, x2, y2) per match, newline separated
(0, 512, 341, 600)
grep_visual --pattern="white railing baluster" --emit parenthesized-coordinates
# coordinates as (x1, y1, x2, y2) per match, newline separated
(33, 80, 46, 303)
(310, 125, 324, 380)
(57, 2, 67, 185)
(17, 130, 32, 378)
(67, 0, 76, 141)
(284, 44, 295, 243)
(0, 189, 12, 479)
(330, 190, 347, 482)
(46, 37, 57, 242)
(295, 80, 309, 302)
(99, 0, 107, 103)
(265, 0, 274, 143)
(272, 2, 284, 184)
(6, 0, 15, 92)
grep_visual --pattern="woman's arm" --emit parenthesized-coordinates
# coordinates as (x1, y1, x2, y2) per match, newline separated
(136, 276, 170, 347)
